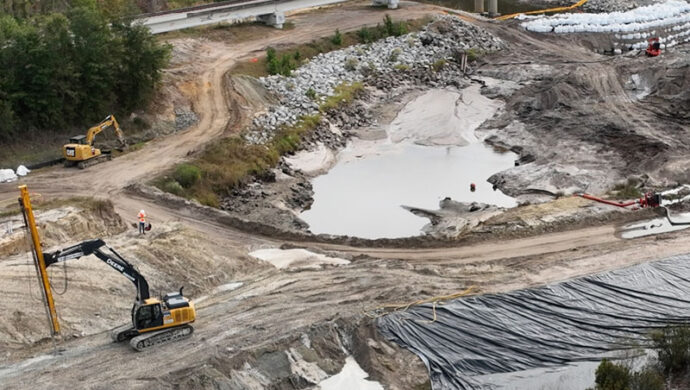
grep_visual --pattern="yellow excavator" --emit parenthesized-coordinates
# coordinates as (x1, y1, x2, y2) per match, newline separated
(63, 115, 126, 169)
(18, 186, 196, 351)
(44, 240, 197, 351)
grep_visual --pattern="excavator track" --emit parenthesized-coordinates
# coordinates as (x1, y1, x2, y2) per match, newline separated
(111, 325, 138, 342)
(129, 325, 194, 351)
(77, 153, 111, 169)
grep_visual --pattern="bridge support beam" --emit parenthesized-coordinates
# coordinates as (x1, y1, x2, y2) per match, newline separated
(372, 0, 399, 9)
(257, 11, 285, 28)
(474, 0, 483, 13)
(488, 0, 499, 17)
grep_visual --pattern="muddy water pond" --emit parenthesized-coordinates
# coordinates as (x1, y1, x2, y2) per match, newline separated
(299, 87, 517, 239)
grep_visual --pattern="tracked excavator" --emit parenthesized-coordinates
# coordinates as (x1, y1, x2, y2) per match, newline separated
(44, 239, 196, 351)
(63, 115, 126, 169)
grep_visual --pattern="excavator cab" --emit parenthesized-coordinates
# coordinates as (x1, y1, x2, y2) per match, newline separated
(68, 135, 88, 145)
(134, 301, 164, 330)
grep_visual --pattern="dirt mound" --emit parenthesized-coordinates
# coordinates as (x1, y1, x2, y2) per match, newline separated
(160, 316, 428, 390)
(0, 199, 125, 258)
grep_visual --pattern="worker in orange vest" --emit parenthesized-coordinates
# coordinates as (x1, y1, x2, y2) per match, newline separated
(138, 209, 147, 234)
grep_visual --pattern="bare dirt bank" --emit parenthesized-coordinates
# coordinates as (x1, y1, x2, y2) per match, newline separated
(1, 2, 690, 389)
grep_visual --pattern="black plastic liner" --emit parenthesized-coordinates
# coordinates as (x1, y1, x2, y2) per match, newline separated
(377, 255, 690, 389)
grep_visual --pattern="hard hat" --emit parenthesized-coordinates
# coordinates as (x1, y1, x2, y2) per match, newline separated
(140, 209, 145, 214)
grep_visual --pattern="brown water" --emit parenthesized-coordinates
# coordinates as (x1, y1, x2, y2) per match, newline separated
(300, 141, 517, 239)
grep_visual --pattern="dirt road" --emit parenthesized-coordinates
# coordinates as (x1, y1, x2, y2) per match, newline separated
(1, 2, 689, 389)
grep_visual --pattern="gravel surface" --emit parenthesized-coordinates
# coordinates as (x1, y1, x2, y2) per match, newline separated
(247, 15, 506, 144)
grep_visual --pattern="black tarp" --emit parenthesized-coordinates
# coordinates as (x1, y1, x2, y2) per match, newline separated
(377, 255, 690, 389)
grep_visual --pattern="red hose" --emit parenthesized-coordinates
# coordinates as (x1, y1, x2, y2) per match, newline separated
(578, 193, 638, 208)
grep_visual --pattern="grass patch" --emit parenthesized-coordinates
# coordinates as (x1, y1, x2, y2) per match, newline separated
(611, 178, 642, 200)
(466, 48, 482, 62)
(320, 82, 365, 113)
(156, 114, 323, 206)
(230, 16, 431, 78)
(431, 58, 447, 72)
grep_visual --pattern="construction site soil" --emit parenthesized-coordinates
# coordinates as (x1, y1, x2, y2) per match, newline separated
(0, 1, 689, 389)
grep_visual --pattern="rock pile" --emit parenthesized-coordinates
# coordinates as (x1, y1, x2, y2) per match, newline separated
(247, 15, 506, 145)
(583, 0, 662, 13)
(174, 108, 199, 131)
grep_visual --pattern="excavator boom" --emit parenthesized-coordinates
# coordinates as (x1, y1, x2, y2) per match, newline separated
(85, 115, 125, 146)
(44, 238, 195, 351)
(44, 239, 150, 301)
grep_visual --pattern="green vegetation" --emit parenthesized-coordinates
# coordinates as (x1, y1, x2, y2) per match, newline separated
(158, 82, 364, 205)
(431, 58, 447, 72)
(167, 0, 202, 10)
(173, 163, 201, 188)
(266, 47, 299, 76)
(331, 29, 342, 46)
(157, 114, 321, 206)
(0, 1, 171, 142)
(591, 359, 664, 390)
(231, 16, 431, 78)
(320, 82, 364, 113)
(651, 326, 690, 376)
(611, 178, 642, 200)
(305, 88, 317, 100)
(357, 14, 408, 43)
(590, 325, 690, 390)
(593, 359, 632, 390)
(466, 48, 481, 62)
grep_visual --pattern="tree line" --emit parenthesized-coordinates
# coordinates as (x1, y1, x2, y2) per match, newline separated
(0, 0, 170, 140)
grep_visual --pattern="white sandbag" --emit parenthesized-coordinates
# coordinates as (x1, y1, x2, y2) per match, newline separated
(0, 169, 18, 183)
(16, 165, 30, 176)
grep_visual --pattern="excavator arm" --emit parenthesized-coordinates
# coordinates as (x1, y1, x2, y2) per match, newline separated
(44, 239, 150, 301)
(85, 115, 126, 147)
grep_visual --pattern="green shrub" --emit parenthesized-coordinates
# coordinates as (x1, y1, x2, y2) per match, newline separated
(173, 163, 201, 188)
(0, 6, 170, 140)
(305, 88, 317, 100)
(594, 359, 630, 390)
(162, 180, 185, 197)
(630, 369, 664, 390)
(466, 48, 481, 61)
(383, 14, 407, 36)
(432, 59, 446, 72)
(612, 178, 642, 200)
(265, 47, 296, 76)
(394, 63, 410, 71)
(652, 326, 690, 376)
(331, 29, 343, 45)
(357, 27, 376, 43)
